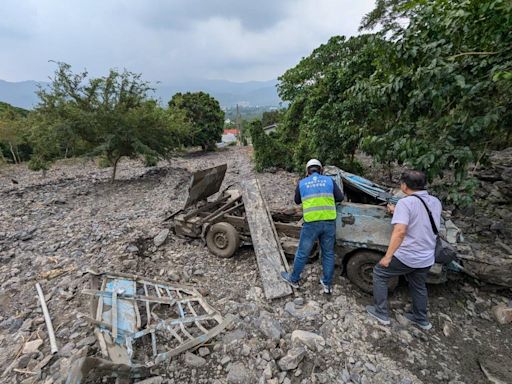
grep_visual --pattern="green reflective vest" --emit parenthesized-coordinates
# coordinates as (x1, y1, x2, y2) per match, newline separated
(299, 174, 336, 222)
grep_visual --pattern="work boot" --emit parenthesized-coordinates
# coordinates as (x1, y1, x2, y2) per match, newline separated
(280, 272, 299, 289)
(404, 312, 432, 330)
(366, 305, 390, 325)
(319, 278, 332, 295)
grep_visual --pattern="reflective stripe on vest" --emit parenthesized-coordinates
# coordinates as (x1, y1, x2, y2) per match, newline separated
(299, 174, 336, 222)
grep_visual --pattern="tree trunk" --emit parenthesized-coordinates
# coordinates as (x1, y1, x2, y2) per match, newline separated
(111, 156, 121, 182)
(9, 143, 17, 164)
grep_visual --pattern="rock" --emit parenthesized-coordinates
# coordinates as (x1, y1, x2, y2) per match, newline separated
(59, 342, 75, 357)
(257, 311, 283, 342)
(167, 270, 180, 281)
(126, 244, 139, 253)
(137, 377, 164, 384)
(278, 347, 306, 371)
(223, 329, 247, 345)
(183, 352, 206, 368)
(22, 339, 43, 354)
(241, 344, 251, 356)
(396, 313, 410, 327)
(492, 304, 512, 324)
(291, 330, 325, 351)
(76, 335, 97, 347)
(264, 363, 273, 379)
(198, 347, 210, 357)
(398, 330, 414, 344)
(442, 322, 453, 337)
(220, 356, 232, 366)
(364, 362, 377, 373)
(19, 318, 33, 332)
(227, 362, 256, 383)
(284, 300, 321, 320)
(154, 229, 170, 247)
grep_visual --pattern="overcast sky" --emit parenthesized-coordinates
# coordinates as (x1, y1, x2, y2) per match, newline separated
(1, 0, 375, 84)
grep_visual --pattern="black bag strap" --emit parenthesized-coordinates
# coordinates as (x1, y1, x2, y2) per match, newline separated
(411, 194, 439, 235)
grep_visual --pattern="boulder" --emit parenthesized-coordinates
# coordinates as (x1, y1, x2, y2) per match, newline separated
(278, 347, 306, 371)
(183, 352, 206, 368)
(257, 311, 283, 342)
(291, 330, 325, 351)
(154, 229, 170, 247)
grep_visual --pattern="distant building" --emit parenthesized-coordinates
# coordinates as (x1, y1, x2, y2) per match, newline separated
(223, 129, 240, 135)
(262, 123, 278, 134)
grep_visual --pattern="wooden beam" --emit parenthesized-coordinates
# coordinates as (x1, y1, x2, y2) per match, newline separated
(241, 178, 292, 300)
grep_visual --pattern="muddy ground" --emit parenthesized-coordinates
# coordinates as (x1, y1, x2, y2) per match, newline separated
(0, 147, 510, 384)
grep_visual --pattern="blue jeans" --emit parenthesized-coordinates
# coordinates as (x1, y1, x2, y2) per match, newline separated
(290, 220, 336, 286)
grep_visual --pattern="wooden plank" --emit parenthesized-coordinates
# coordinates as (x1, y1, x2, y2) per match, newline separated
(241, 178, 292, 300)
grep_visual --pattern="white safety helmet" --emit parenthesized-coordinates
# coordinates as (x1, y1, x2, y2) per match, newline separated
(306, 158, 322, 171)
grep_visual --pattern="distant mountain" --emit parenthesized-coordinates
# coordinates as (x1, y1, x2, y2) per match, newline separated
(0, 80, 45, 110)
(0, 78, 282, 110)
(154, 78, 281, 107)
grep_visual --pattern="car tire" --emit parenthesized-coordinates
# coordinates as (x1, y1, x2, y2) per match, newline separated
(206, 222, 240, 258)
(346, 250, 399, 294)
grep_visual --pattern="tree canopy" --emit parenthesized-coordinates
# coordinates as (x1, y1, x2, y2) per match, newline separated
(252, 0, 512, 205)
(31, 63, 185, 180)
(168, 92, 224, 151)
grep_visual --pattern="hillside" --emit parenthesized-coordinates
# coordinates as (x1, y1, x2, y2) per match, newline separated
(0, 78, 281, 110)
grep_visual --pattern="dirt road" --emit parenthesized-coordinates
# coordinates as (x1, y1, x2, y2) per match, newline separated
(0, 147, 510, 383)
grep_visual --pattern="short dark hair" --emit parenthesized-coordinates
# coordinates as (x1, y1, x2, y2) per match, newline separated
(400, 170, 427, 190)
(307, 165, 322, 175)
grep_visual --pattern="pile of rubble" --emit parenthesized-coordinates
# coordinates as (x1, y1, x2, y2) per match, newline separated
(0, 147, 511, 384)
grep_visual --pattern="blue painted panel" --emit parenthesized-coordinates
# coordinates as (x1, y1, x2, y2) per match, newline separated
(103, 278, 137, 344)
(335, 202, 392, 250)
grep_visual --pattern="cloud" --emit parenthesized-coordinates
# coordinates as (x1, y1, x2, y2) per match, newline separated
(133, 0, 294, 31)
(0, 0, 375, 83)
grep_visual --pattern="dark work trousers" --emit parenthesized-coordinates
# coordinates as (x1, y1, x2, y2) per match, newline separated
(373, 256, 431, 322)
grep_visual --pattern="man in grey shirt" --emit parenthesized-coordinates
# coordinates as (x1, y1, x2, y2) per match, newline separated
(366, 170, 441, 330)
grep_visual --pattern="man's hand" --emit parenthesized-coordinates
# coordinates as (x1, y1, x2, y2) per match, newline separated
(378, 256, 392, 268)
(387, 203, 396, 214)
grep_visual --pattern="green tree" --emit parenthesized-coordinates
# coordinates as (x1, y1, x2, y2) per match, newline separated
(261, 109, 285, 127)
(249, 120, 291, 172)
(168, 92, 224, 151)
(357, 0, 512, 203)
(253, 0, 512, 204)
(33, 62, 184, 180)
(0, 103, 31, 164)
(276, 34, 389, 172)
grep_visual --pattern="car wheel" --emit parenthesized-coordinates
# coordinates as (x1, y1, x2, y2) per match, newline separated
(346, 250, 399, 294)
(206, 222, 240, 258)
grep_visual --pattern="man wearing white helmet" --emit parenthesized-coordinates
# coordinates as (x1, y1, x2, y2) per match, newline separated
(281, 159, 344, 294)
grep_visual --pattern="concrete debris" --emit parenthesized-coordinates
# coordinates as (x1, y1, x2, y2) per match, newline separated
(1, 147, 511, 384)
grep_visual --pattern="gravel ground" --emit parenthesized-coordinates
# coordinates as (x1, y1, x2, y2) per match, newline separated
(0, 147, 510, 384)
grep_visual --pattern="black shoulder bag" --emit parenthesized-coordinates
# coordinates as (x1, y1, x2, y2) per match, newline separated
(411, 195, 457, 265)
